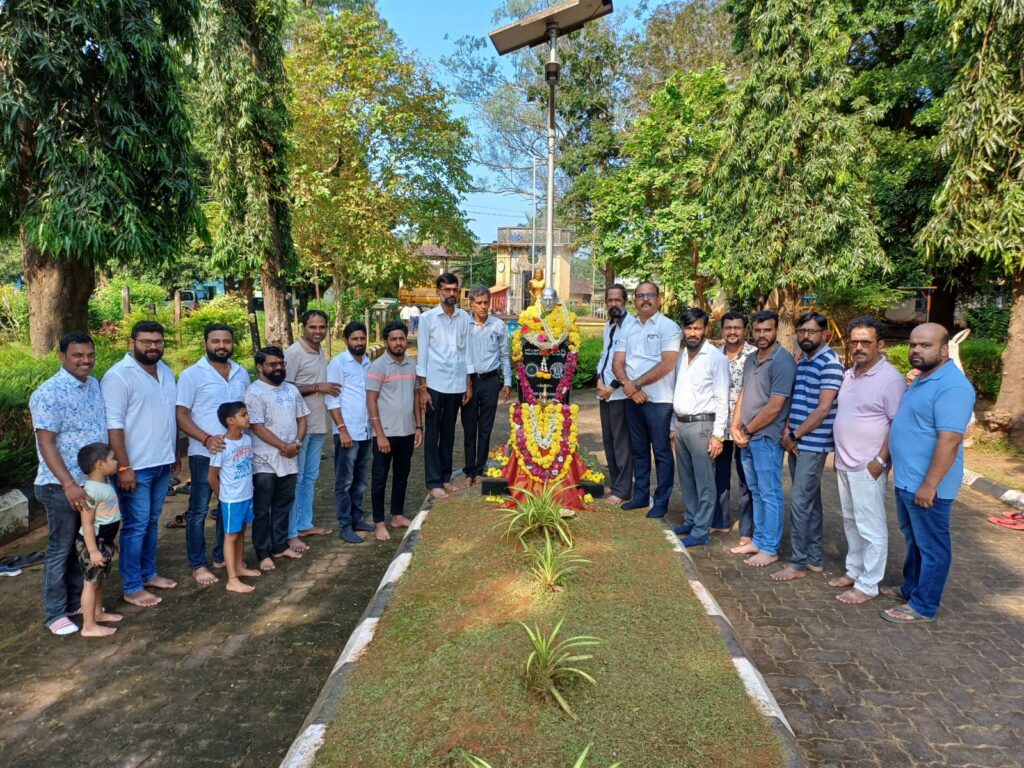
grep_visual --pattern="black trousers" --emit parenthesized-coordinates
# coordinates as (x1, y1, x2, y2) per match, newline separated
(424, 389, 462, 489)
(371, 434, 415, 523)
(599, 398, 633, 499)
(252, 473, 297, 560)
(461, 373, 502, 478)
(712, 440, 753, 537)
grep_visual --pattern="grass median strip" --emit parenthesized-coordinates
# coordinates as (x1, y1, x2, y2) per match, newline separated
(318, 497, 785, 768)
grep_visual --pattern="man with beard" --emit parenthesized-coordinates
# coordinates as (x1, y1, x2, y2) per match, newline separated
(596, 284, 638, 504)
(883, 323, 974, 623)
(731, 311, 797, 568)
(326, 322, 373, 543)
(612, 281, 681, 517)
(31, 332, 107, 635)
(830, 316, 907, 605)
(366, 322, 422, 540)
(713, 312, 757, 544)
(670, 308, 729, 547)
(416, 273, 473, 499)
(176, 324, 251, 586)
(773, 312, 844, 582)
(101, 321, 179, 608)
(246, 347, 309, 570)
(284, 310, 338, 551)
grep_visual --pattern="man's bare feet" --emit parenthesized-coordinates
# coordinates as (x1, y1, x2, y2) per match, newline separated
(288, 536, 310, 552)
(299, 527, 332, 536)
(81, 625, 117, 637)
(745, 552, 779, 567)
(145, 575, 177, 589)
(606, 495, 624, 505)
(429, 488, 448, 499)
(193, 567, 219, 587)
(226, 578, 255, 593)
(807, 564, 824, 574)
(443, 482, 458, 493)
(730, 543, 760, 555)
(275, 548, 303, 559)
(828, 575, 855, 588)
(96, 611, 124, 622)
(837, 588, 875, 605)
(123, 589, 162, 607)
(375, 522, 391, 541)
(770, 565, 806, 581)
(212, 561, 225, 569)
(259, 557, 276, 571)
(238, 567, 262, 578)
(710, 527, 731, 533)
(737, 536, 753, 546)
(391, 515, 412, 529)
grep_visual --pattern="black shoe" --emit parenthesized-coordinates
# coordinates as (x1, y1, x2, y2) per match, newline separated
(646, 506, 668, 519)
(672, 522, 693, 535)
(339, 529, 365, 544)
(352, 520, 375, 533)
(621, 496, 650, 511)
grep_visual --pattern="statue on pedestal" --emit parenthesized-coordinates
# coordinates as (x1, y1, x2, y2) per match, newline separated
(528, 267, 546, 307)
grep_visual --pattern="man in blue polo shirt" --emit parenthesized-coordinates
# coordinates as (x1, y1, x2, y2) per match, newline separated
(885, 323, 975, 623)
(774, 312, 844, 582)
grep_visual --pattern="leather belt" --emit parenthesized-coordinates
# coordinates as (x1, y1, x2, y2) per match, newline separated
(473, 368, 500, 380)
(675, 413, 715, 423)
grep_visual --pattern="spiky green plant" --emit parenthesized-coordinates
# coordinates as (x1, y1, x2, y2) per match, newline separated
(503, 484, 573, 548)
(520, 618, 600, 720)
(464, 743, 621, 767)
(528, 532, 590, 591)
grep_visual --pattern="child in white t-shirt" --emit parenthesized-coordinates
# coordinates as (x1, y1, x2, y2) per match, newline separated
(75, 443, 124, 638)
(209, 401, 261, 593)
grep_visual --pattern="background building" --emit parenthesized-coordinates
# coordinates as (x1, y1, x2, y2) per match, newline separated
(493, 226, 576, 312)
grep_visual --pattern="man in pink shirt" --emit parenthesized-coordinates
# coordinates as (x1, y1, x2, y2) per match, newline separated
(829, 317, 907, 605)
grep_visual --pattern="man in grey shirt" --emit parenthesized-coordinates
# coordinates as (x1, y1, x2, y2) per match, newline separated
(730, 310, 796, 568)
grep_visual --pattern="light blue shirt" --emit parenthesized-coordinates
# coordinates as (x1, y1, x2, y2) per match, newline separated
(325, 351, 372, 440)
(890, 360, 975, 500)
(101, 354, 177, 470)
(415, 305, 474, 393)
(176, 357, 251, 458)
(468, 313, 512, 386)
(30, 367, 107, 486)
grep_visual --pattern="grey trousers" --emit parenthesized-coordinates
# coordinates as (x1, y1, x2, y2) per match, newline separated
(674, 421, 717, 539)
(600, 398, 633, 499)
(787, 450, 828, 569)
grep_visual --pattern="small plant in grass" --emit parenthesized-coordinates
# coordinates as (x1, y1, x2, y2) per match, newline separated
(503, 484, 574, 548)
(528, 532, 590, 591)
(464, 743, 621, 767)
(520, 618, 600, 720)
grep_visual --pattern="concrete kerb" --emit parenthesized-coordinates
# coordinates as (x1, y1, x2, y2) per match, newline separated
(963, 468, 1024, 512)
(660, 526, 806, 768)
(278, 489, 437, 768)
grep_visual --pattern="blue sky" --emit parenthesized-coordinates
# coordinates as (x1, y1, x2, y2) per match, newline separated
(377, 0, 644, 244)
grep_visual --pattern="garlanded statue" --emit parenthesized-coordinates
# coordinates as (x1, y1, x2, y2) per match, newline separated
(528, 267, 546, 306)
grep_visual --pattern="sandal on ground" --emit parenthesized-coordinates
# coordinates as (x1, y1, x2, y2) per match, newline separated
(878, 585, 905, 600)
(880, 604, 934, 624)
(988, 516, 1024, 530)
(164, 515, 186, 529)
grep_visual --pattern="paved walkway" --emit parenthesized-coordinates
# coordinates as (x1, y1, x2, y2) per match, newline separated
(573, 398, 1024, 768)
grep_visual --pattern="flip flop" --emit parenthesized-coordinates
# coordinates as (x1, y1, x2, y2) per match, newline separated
(164, 515, 186, 529)
(997, 508, 1024, 519)
(879, 585, 905, 600)
(988, 516, 1024, 530)
(880, 604, 934, 623)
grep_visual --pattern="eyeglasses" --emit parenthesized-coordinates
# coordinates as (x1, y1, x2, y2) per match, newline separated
(849, 339, 876, 347)
(635, 292, 657, 300)
(134, 339, 165, 348)
(795, 329, 822, 337)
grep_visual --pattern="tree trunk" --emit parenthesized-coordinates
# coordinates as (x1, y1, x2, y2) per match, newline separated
(990, 271, 1024, 449)
(22, 227, 95, 355)
(261, 199, 293, 348)
(765, 285, 801, 353)
(331, 270, 345, 340)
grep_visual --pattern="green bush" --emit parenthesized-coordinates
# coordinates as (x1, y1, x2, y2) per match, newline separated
(885, 340, 1003, 400)
(92, 276, 168, 325)
(0, 284, 29, 341)
(180, 294, 252, 346)
(964, 303, 1010, 341)
(573, 334, 604, 389)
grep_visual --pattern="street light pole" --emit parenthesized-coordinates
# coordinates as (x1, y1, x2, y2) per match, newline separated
(544, 24, 559, 294)
(531, 161, 537, 272)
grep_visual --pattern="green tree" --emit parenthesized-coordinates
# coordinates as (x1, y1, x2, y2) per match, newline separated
(0, 1, 202, 354)
(919, 0, 1024, 444)
(710, 0, 886, 334)
(194, 0, 294, 347)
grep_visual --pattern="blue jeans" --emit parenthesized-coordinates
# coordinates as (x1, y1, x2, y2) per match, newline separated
(334, 436, 371, 531)
(625, 401, 675, 509)
(36, 484, 84, 626)
(117, 464, 171, 594)
(185, 455, 224, 570)
(289, 433, 326, 538)
(741, 438, 785, 556)
(895, 487, 954, 618)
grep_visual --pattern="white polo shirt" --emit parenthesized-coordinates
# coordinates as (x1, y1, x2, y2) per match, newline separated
(101, 354, 178, 470)
(596, 313, 638, 402)
(176, 357, 251, 458)
(614, 311, 681, 404)
(325, 351, 372, 440)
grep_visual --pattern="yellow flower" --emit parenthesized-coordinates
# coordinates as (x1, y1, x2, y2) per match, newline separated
(583, 493, 594, 503)
(485, 468, 503, 478)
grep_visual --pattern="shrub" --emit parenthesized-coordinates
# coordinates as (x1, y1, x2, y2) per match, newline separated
(180, 294, 252, 347)
(92, 276, 168, 325)
(572, 334, 603, 389)
(964, 303, 1010, 341)
(885, 340, 1003, 400)
(527, 532, 590, 591)
(521, 618, 600, 720)
(0, 284, 29, 342)
(503, 484, 573, 548)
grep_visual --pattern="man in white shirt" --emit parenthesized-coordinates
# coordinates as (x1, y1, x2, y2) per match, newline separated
(176, 324, 251, 587)
(596, 284, 638, 504)
(246, 346, 310, 569)
(461, 285, 511, 486)
(326, 322, 373, 543)
(670, 308, 730, 547)
(416, 273, 473, 499)
(101, 321, 179, 608)
(612, 282, 681, 518)
(409, 304, 421, 335)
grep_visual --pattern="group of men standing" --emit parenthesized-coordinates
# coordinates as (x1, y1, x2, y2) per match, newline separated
(597, 283, 975, 623)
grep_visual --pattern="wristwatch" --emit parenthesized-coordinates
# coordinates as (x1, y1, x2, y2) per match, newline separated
(788, 429, 798, 443)
(610, 380, 622, 390)
(873, 455, 889, 470)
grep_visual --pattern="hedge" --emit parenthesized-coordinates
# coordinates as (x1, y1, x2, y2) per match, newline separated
(885, 340, 1003, 400)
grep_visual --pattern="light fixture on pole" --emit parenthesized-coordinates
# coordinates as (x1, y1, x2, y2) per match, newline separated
(490, 0, 613, 301)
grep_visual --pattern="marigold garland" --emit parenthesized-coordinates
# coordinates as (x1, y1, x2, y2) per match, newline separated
(508, 402, 580, 484)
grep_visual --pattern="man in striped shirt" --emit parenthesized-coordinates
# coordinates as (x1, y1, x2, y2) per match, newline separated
(774, 312, 844, 582)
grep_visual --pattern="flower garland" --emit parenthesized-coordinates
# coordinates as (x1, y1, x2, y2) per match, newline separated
(509, 403, 580, 484)
(511, 304, 581, 404)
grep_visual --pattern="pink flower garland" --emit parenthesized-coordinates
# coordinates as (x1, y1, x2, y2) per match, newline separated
(511, 404, 575, 482)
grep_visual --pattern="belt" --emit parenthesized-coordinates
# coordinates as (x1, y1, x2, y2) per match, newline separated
(473, 368, 500, 380)
(675, 413, 715, 423)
